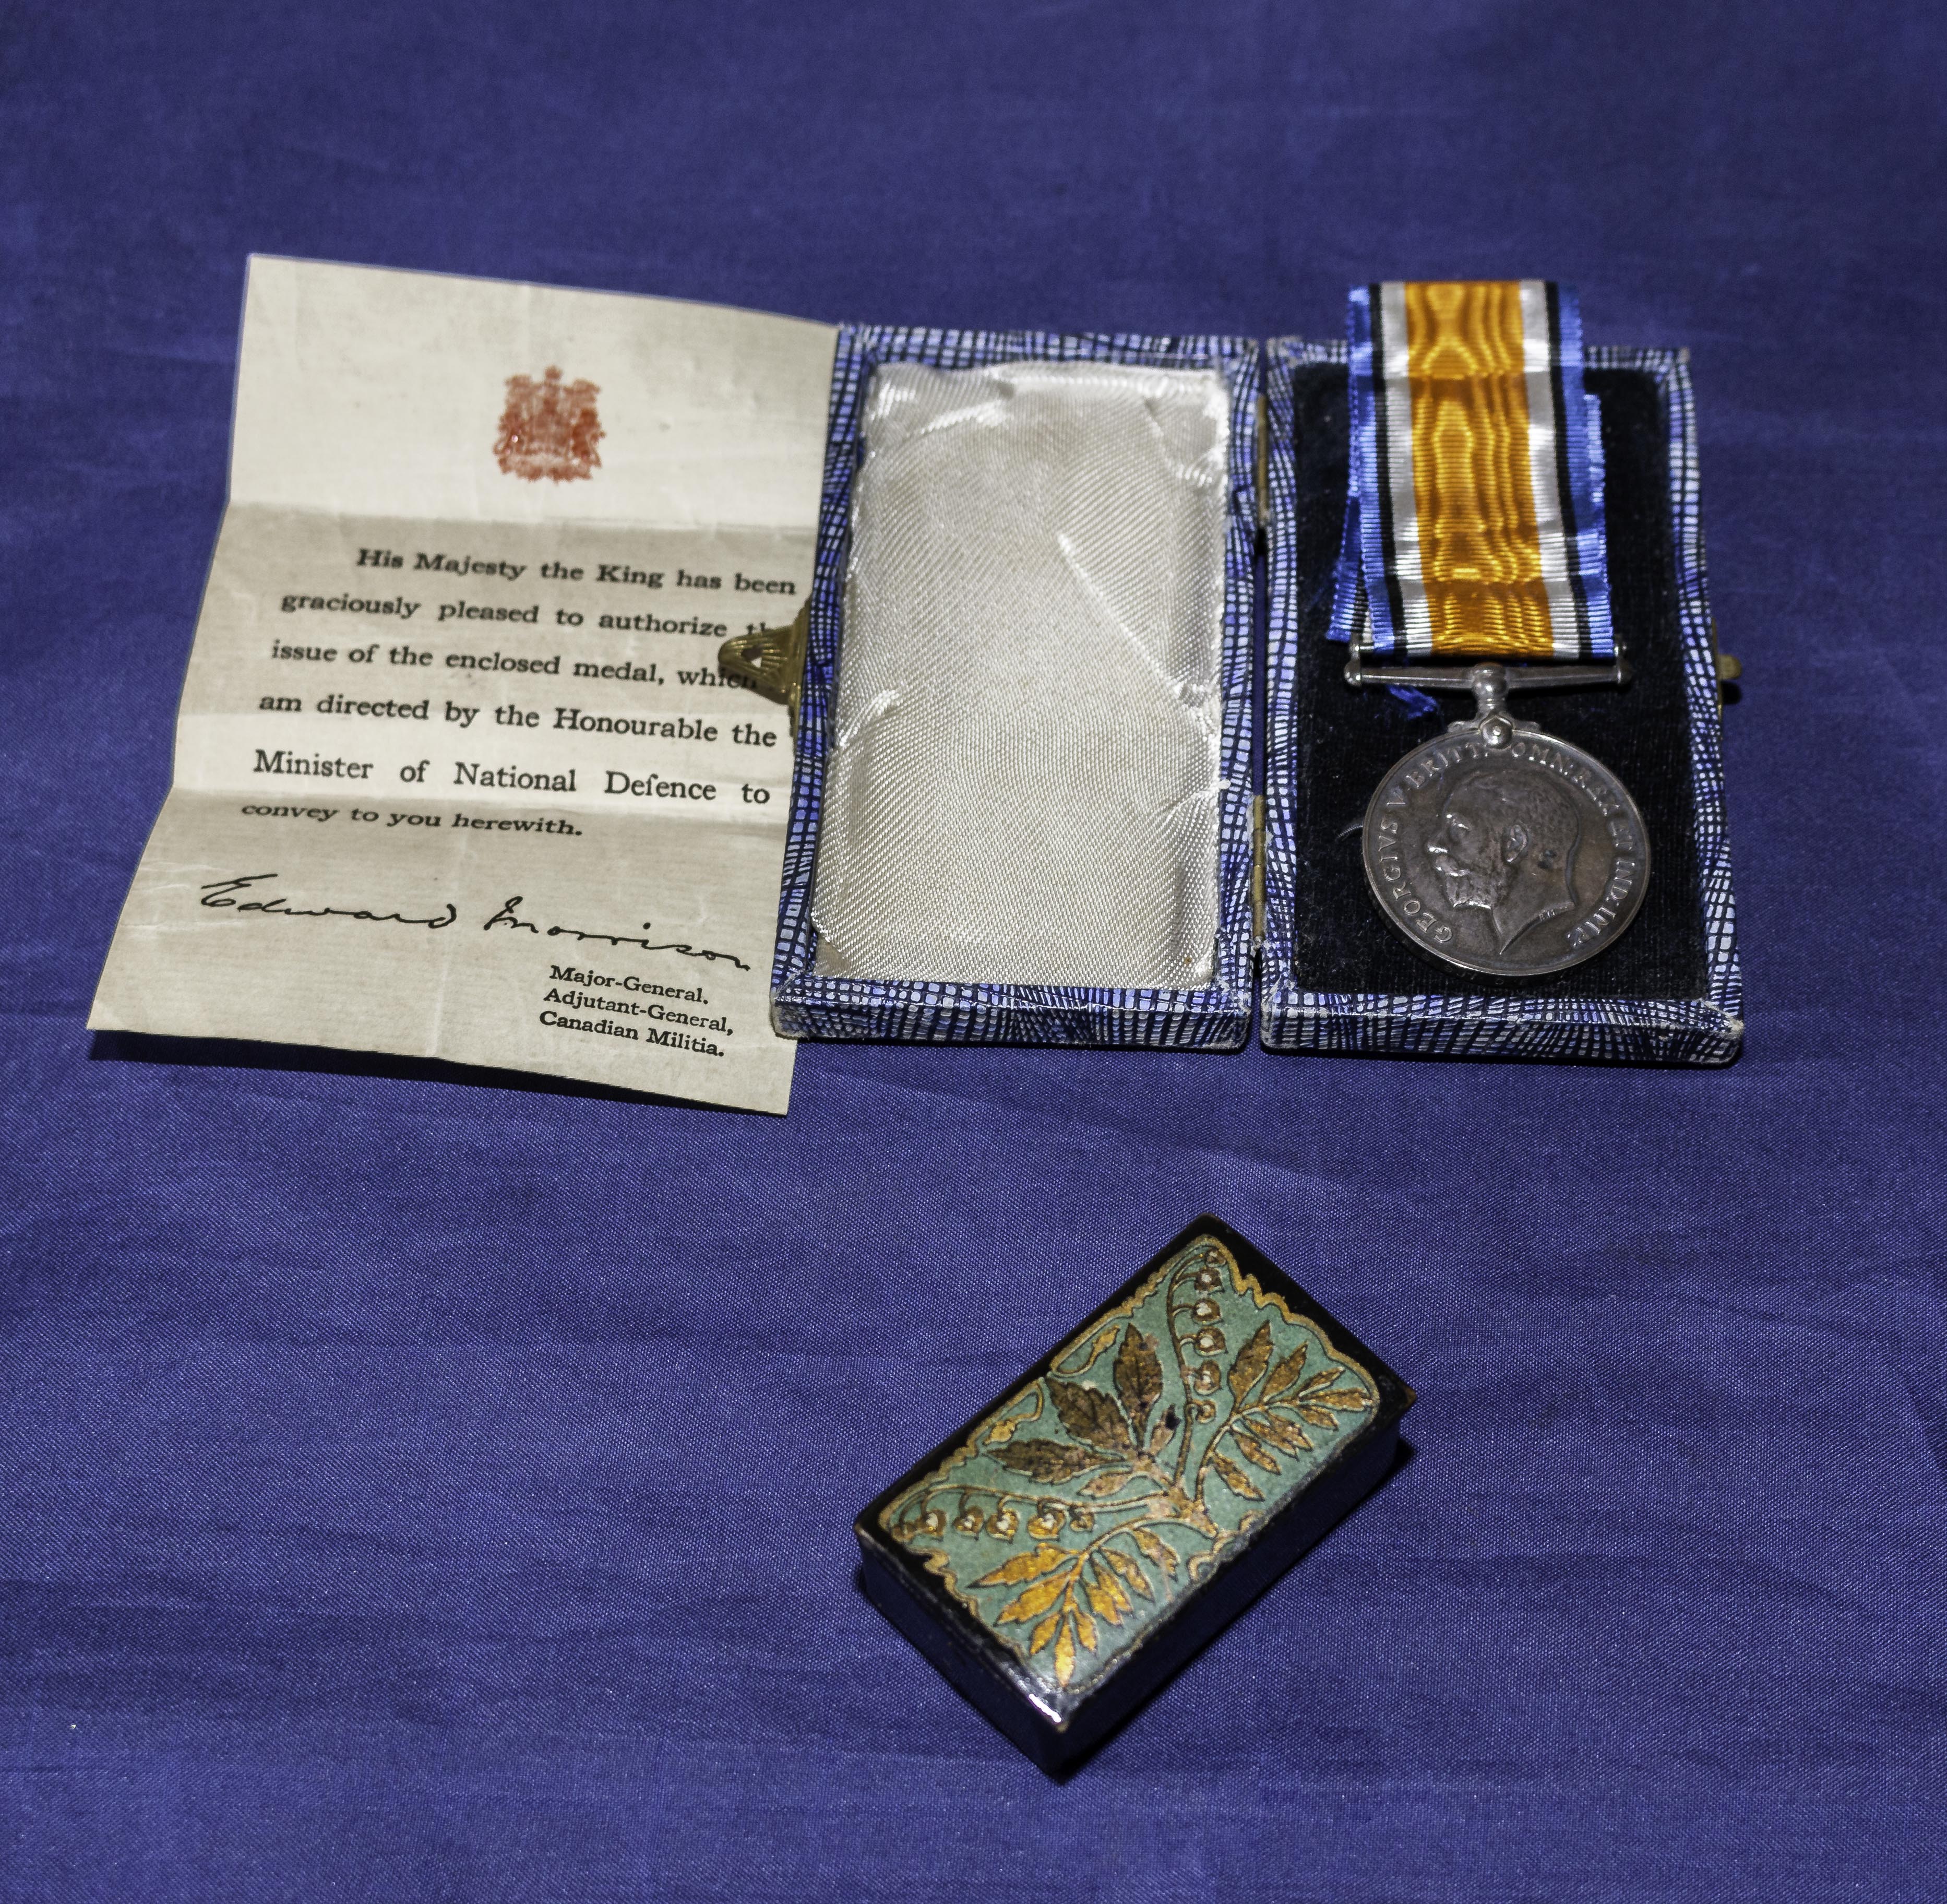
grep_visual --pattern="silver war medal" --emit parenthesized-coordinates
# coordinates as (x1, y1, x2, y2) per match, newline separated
(1349, 655, 1650, 977)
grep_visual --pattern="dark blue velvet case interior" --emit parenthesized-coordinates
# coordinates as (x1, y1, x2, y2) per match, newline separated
(1260, 340, 1741, 1064)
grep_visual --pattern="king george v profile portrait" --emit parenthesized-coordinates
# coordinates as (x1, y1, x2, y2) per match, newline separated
(1425, 768, 1581, 955)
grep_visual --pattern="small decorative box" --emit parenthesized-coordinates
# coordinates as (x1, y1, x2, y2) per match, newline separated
(854, 1218, 1414, 1771)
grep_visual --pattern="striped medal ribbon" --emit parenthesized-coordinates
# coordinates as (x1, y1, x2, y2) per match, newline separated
(1335, 279, 1613, 660)
(1334, 280, 1650, 978)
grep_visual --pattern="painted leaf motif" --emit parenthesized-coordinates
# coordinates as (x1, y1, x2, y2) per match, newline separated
(1112, 1325, 1164, 1439)
(1047, 1377, 1133, 1453)
(1234, 1428, 1281, 1473)
(1315, 1382, 1375, 1412)
(1256, 1411, 1314, 1454)
(1262, 1347, 1310, 1401)
(1054, 1619, 1078, 1686)
(970, 1544, 1072, 1590)
(997, 1573, 1070, 1624)
(1146, 1408, 1178, 1457)
(1130, 1525, 1181, 1577)
(995, 1437, 1103, 1482)
(1083, 1573, 1124, 1626)
(1301, 1399, 1372, 1426)
(1209, 1449, 1263, 1500)
(1094, 1556, 1136, 1616)
(1103, 1546, 1155, 1601)
(1028, 1608, 1063, 1656)
(1080, 1467, 1141, 1498)
(1073, 1603, 1100, 1652)
(1228, 1320, 1274, 1404)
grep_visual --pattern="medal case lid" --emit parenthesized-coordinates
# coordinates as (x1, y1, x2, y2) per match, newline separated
(767, 326, 1263, 1049)
(854, 1216, 1414, 1772)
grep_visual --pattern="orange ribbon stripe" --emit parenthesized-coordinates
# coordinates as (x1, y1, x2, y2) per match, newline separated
(1403, 281, 1556, 658)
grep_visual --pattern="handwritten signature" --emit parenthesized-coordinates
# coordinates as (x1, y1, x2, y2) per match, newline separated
(199, 874, 457, 929)
(195, 875, 749, 971)
(483, 895, 749, 969)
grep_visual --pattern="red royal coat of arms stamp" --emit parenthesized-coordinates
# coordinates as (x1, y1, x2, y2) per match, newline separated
(494, 366, 603, 482)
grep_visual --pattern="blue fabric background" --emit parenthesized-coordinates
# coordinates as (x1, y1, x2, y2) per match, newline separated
(3, 4, 1943, 1898)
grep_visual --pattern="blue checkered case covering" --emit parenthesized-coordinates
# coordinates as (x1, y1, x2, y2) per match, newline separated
(771, 328, 1261, 1047)
(1259, 339, 1743, 1065)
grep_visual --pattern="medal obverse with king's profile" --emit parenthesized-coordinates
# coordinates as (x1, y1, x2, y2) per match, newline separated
(1361, 700, 1650, 977)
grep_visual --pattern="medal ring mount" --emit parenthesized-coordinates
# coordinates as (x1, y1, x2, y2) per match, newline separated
(1346, 653, 1651, 979)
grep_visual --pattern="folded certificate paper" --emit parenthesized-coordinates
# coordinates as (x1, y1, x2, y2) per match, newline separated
(88, 258, 838, 1113)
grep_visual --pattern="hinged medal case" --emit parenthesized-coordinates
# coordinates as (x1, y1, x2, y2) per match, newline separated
(762, 325, 1740, 1064)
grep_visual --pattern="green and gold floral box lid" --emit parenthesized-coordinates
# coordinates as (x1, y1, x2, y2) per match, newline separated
(854, 1216, 1415, 1772)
